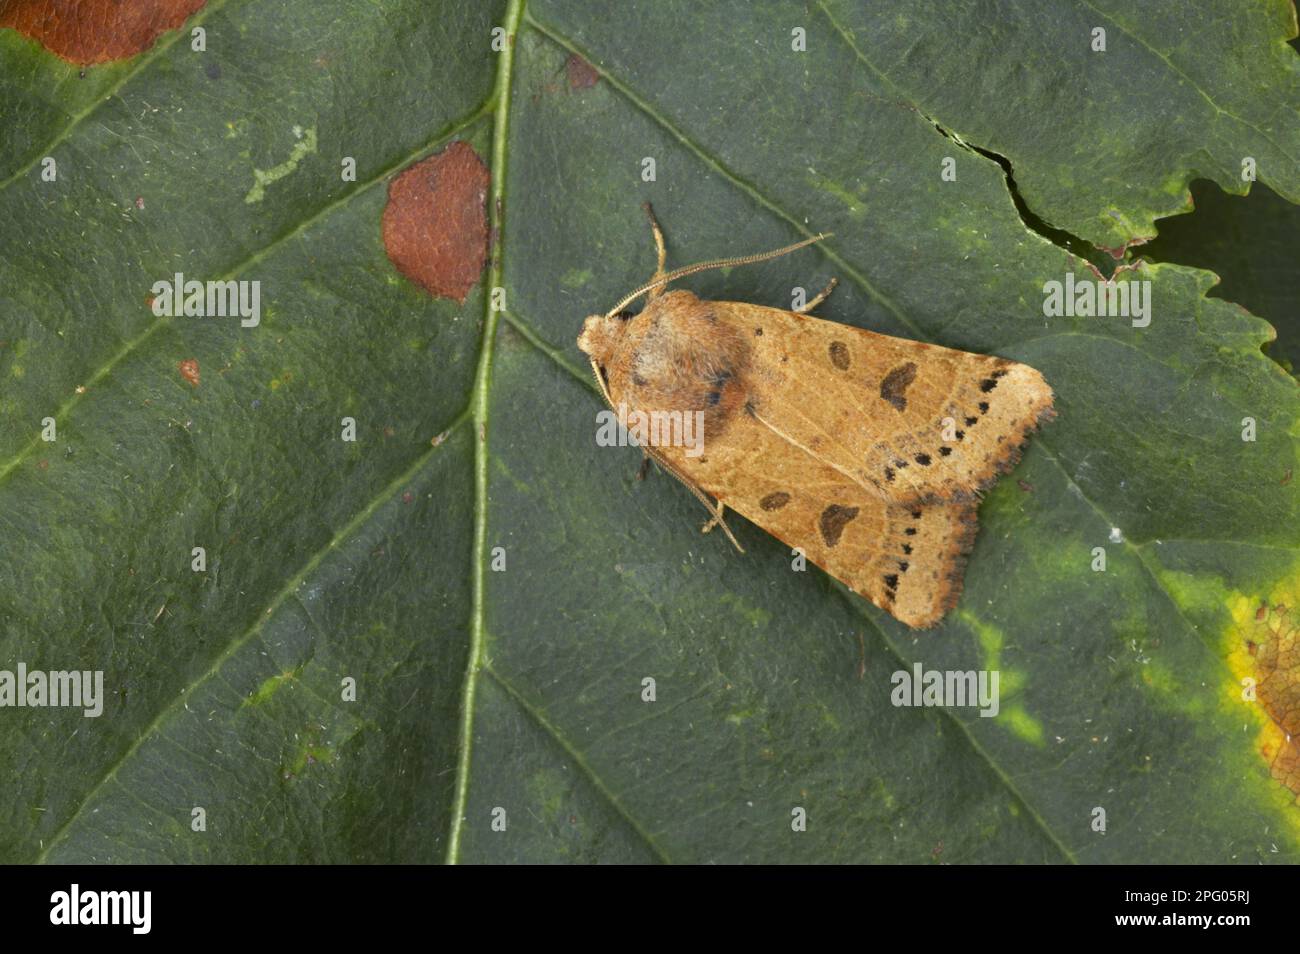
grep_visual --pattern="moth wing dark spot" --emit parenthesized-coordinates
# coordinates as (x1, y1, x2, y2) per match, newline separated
(879, 362, 918, 412)
(819, 504, 860, 547)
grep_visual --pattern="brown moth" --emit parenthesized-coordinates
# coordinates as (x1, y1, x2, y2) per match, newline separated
(578, 205, 1055, 628)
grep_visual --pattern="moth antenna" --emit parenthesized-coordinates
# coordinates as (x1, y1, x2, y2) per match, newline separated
(589, 359, 616, 410)
(603, 232, 833, 319)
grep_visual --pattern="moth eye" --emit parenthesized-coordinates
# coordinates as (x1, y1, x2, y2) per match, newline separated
(616, 310, 635, 321)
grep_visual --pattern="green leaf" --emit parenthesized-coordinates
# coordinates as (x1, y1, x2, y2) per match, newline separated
(811, 0, 1300, 251)
(1, 0, 1297, 864)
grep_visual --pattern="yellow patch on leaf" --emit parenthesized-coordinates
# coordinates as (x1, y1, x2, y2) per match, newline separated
(1227, 579, 1300, 801)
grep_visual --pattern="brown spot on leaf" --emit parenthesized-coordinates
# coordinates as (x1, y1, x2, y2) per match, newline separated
(829, 340, 850, 371)
(819, 504, 859, 547)
(565, 53, 599, 90)
(0, 0, 207, 65)
(381, 141, 489, 302)
(178, 358, 199, 387)
(1249, 604, 1300, 797)
(879, 362, 917, 412)
(760, 491, 790, 511)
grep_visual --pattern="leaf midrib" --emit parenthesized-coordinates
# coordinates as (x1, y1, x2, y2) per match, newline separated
(443, 0, 528, 865)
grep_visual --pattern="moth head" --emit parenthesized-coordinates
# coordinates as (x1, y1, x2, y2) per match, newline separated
(579, 226, 833, 374)
(576, 312, 627, 363)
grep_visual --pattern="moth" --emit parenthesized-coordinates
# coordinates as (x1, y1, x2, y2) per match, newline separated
(578, 205, 1055, 628)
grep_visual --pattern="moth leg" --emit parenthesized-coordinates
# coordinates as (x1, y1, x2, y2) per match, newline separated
(636, 450, 652, 482)
(698, 497, 744, 554)
(699, 499, 727, 533)
(796, 276, 838, 314)
(642, 201, 670, 301)
(643, 443, 745, 553)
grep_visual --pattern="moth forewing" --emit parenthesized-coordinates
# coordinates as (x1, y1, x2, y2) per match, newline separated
(736, 303, 1057, 506)
(645, 382, 983, 628)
